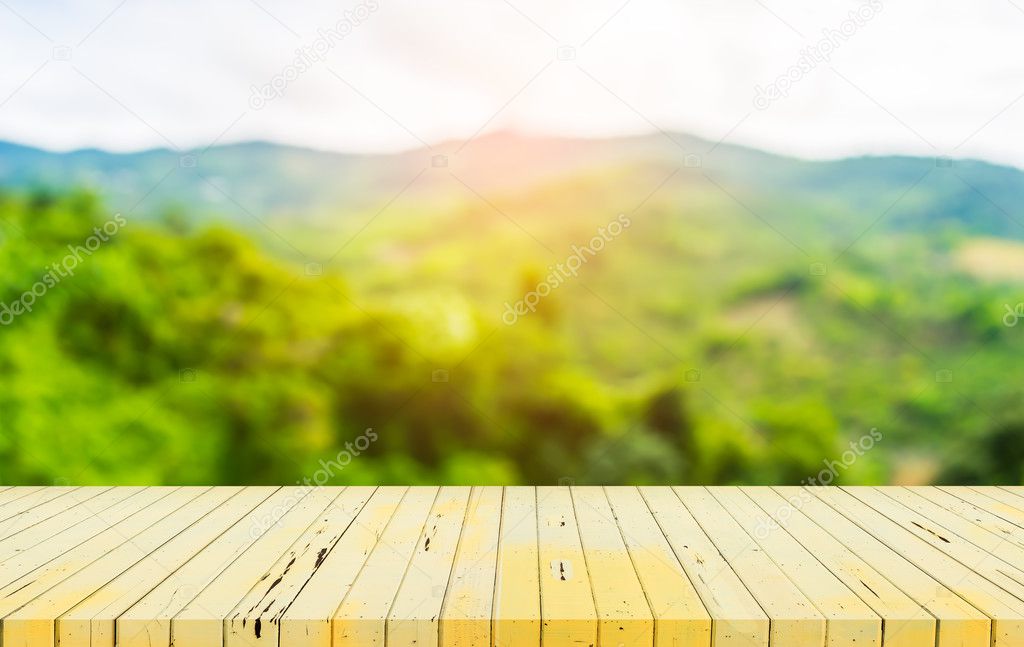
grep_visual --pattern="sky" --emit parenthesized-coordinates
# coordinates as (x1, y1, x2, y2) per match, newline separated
(1, 0, 1023, 167)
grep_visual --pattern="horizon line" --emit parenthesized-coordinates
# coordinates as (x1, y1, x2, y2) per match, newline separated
(0, 128, 1010, 172)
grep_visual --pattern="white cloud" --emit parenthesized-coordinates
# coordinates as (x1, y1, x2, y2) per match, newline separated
(1, 0, 1023, 167)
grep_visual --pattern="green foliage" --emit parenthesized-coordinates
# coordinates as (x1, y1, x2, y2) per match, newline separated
(0, 170, 1022, 486)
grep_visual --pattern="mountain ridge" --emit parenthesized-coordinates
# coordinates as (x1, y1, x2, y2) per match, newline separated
(1, 131, 1023, 244)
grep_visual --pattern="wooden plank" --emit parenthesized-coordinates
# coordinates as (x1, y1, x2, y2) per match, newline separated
(676, 486, 825, 647)
(990, 487, 1024, 508)
(0, 486, 132, 548)
(0, 486, 79, 527)
(882, 487, 1024, 571)
(641, 486, 769, 647)
(332, 487, 440, 647)
(118, 486, 308, 647)
(946, 486, 1024, 528)
(571, 486, 654, 647)
(0, 487, 152, 570)
(0, 487, 179, 608)
(605, 486, 711, 647)
(223, 486, 367, 646)
(810, 487, 1021, 646)
(0, 486, 44, 507)
(59, 486, 275, 647)
(535, 485, 597, 647)
(224, 487, 376, 647)
(999, 486, 1024, 503)
(844, 487, 1024, 602)
(777, 486, 991, 647)
(387, 486, 471, 646)
(1, 486, 219, 647)
(744, 487, 935, 647)
(171, 485, 342, 647)
(491, 486, 541, 647)
(709, 487, 880, 647)
(0, 485, 1020, 647)
(911, 486, 1024, 550)
(437, 486, 503, 647)
(279, 487, 407, 647)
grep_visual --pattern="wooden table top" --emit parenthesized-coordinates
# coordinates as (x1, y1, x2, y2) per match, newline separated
(0, 485, 1021, 646)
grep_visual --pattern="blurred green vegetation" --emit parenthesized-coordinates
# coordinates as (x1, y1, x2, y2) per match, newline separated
(1, 161, 1023, 485)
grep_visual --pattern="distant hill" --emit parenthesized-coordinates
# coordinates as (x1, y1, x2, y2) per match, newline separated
(3, 133, 1024, 241)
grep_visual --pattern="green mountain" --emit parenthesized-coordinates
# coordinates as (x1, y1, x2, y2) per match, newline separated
(1, 133, 1023, 486)
(3, 133, 1023, 241)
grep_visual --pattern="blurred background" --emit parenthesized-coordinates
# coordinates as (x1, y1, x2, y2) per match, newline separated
(1, 1, 1023, 485)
